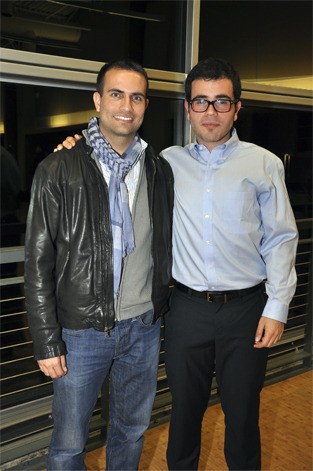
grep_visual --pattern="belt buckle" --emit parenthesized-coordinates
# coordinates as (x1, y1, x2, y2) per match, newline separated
(207, 292, 228, 303)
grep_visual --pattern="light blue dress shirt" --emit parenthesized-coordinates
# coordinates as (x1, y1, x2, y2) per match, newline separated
(161, 129, 298, 323)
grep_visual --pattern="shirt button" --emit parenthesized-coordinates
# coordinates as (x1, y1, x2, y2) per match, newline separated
(207, 188, 211, 192)
(205, 214, 209, 219)
(206, 240, 210, 244)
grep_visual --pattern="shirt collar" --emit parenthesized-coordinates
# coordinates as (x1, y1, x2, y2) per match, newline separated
(191, 128, 239, 165)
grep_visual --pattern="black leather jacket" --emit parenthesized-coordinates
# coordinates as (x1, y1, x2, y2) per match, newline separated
(25, 139, 174, 360)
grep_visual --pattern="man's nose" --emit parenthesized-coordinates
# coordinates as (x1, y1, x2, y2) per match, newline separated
(121, 95, 133, 109)
(205, 103, 217, 115)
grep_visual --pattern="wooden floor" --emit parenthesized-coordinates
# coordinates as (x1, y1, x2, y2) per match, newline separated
(85, 370, 312, 471)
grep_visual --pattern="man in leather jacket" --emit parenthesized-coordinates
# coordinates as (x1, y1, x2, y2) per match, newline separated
(24, 60, 173, 471)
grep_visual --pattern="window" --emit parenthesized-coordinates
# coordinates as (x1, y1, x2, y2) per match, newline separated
(1, 0, 187, 72)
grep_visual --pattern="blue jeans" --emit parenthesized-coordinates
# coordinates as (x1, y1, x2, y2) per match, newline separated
(46, 310, 161, 471)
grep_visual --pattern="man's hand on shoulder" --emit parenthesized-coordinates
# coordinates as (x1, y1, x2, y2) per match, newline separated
(38, 355, 67, 378)
(54, 134, 82, 152)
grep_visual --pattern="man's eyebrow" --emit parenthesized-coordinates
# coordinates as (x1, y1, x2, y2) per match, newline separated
(215, 94, 232, 99)
(108, 87, 123, 93)
(108, 87, 145, 97)
(191, 94, 233, 100)
(191, 94, 208, 99)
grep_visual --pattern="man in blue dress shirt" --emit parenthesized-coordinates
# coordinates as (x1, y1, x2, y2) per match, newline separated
(56, 57, 298, 471)
(161, 58, 298, 470)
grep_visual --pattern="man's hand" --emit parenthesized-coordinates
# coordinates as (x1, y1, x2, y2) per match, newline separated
(54, 134, 82, 152)
(38, 355, 67, 378)
(254, 317, 284, 348)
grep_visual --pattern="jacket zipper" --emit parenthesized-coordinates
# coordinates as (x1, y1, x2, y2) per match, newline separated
(88, 152, 114, 332)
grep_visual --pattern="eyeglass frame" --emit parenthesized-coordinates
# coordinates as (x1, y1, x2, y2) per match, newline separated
(188, 97, 240, 113)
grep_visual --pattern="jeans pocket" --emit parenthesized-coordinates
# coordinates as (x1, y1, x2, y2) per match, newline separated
(138, 309, 155, 327)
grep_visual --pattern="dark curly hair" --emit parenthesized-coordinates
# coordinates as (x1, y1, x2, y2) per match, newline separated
(185, 58, 241, 102)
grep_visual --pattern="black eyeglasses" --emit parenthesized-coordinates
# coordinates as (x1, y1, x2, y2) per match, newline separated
(189, 98, 239, 113)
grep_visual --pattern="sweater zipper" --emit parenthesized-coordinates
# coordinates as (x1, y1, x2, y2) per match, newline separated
(115, 150, 146, 320)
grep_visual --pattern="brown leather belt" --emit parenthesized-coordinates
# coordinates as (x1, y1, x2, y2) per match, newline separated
(175, 281, 263, 303)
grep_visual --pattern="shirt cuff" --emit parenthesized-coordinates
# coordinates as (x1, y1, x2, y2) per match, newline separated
(262, 298, 289, 324)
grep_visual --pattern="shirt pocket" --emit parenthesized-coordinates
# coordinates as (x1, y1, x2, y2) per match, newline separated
(222, 191, 246, 233)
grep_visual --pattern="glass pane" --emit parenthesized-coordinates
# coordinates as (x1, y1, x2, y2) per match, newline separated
(1, 0, 186, 72)
(199, 1, 312, 80)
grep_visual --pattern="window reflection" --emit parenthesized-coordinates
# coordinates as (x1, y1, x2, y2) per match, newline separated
(199, 1, 311, 80)
(1, 0, 186, 72)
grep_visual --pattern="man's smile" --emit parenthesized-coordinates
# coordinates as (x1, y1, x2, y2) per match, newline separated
(114, 115, 133, 122)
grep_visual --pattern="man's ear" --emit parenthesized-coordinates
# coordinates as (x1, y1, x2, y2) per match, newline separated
(93, 92, 101, 112)
(184, 100, 191, 121)
(145, 98, 149, 110)
(234, 100, 242, 122)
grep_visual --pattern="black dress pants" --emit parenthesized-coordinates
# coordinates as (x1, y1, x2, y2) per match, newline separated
(165, 286, 269, 470)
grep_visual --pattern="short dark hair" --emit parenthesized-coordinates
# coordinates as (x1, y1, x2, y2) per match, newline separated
(185, 58, 242, 102)
(96, 59, 149, 96)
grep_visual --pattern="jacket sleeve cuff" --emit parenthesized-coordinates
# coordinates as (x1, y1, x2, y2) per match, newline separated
(33, 341, 67, 361)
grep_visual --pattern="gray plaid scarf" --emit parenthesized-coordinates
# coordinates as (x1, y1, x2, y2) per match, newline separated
(88, 116, 142, 298)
